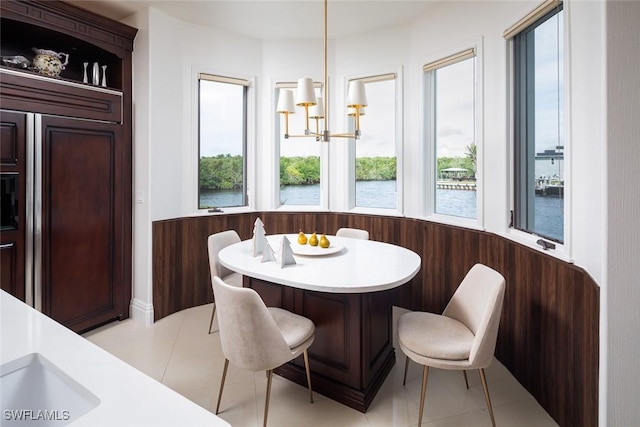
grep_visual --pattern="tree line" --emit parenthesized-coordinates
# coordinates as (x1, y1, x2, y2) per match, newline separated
(199, 147, 476, 191)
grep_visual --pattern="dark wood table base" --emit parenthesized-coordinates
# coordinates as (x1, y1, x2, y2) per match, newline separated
(245, 276, 398, 412)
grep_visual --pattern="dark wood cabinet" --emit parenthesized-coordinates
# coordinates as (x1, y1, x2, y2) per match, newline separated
(246, 276, 396, 412)
(0, 1, 136, 332)
(39, 115, 127, 330)
(0, 111, 27, 301)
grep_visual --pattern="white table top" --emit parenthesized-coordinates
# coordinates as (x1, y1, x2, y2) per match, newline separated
(0, 291, 230, 427)
(219, 234, 421, 293)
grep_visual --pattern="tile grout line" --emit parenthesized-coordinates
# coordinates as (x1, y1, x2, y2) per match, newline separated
(160, 312, 188, 385)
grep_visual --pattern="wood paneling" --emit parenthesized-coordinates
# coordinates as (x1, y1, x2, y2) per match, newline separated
(152, 211, 599, 426)
(245, 275, 396, 411)
(0, 71, 123, 123)
(40, 115, 127, 332)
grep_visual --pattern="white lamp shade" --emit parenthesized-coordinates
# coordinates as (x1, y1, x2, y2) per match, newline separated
(346, 80, 367, 108)
(348, 106, 365, 116)
(296, 77, 317, 106)
(276, 90, 296, 113)
(309, 97, 325, 119)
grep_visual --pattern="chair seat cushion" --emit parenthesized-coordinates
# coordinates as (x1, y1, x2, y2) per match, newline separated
(222, 272, 243, 287)
(398, 312, 474, 361)
(268, 307, 315, 350)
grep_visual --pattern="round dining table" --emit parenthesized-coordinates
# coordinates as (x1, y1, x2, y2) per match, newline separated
(218, 233, 421, 412)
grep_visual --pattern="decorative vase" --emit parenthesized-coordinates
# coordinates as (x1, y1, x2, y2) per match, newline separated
(32, 47, 69, 77)
(101, 65, 107, 87)
(92, 62, 99, 85)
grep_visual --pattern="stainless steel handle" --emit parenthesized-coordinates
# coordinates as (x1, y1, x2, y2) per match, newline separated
(33, 114, 43, 311)
(25, 113, 36, 307)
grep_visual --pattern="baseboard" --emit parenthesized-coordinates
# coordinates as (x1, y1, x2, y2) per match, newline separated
(130, 298, 154, 326)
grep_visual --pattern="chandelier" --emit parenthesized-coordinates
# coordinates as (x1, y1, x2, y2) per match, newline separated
(276, 0, 368, 142)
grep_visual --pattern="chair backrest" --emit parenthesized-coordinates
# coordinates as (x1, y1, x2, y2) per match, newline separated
(442, 264, 506, 367)
(336, 227, 369, 240)
(212, 276, 295, 372)
(208, 230, 241, 280)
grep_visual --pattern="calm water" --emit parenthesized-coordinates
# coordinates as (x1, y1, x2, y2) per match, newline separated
(436, 189, 476, 218)
(201, 181, 563, 241)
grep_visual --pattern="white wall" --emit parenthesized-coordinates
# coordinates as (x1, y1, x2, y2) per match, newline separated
(125, 1, 628, 423)
(605, 1, 640, 425)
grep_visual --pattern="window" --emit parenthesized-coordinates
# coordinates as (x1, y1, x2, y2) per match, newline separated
(198, 74, 249, 209)
(512, 4, 564, 243)
(276, 83, 322, 207)
(424, 49, 477, 220)
(353, 74, 397, 209)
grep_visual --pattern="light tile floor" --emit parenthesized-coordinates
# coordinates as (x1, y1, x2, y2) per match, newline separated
(84, 304, 558, 427)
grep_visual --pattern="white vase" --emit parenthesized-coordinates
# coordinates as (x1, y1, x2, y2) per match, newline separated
(92, 62, 99, 85)
(82, 62, 88, 83)
(101, 65, 107, 87)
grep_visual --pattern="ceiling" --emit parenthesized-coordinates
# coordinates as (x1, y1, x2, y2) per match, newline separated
(66, 0, 441, 40)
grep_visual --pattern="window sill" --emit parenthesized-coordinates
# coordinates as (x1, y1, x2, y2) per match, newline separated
(498, 228, 573, 264)
(193, 206, 256, 216)
(418, 213, 485, 232)
(348, 207, 402, 217)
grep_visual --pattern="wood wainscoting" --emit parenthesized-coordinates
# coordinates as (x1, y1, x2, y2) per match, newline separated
(152, 212, 599, 426)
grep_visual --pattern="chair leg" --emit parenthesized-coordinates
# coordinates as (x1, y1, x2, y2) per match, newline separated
(417, 365, 429, 426)
(215, 358, 229, 414)
(463, 370, 469, 389)
(303, 349, 314, 403)
(264, 369, 273, 427)
(478, 368, 496, 427)
(208, 303, 217, 334)
(403, 355, 410, 386)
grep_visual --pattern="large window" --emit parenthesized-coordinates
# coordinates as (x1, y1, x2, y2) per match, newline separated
(198, 74, 249, 209)
(354, 74, 397, 209)
(276, 83, 322, 207)
(425, 49, 477, 220)
(512, 4, 564, 243)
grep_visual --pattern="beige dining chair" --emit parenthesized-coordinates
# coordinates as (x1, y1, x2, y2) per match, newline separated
(336, 227, 369, 240)
(207, 230, 243, 334)
(397, 263, 506, 427)
(212, 276, 315, 427)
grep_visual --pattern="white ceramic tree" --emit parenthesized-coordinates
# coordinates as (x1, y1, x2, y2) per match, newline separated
(280, 235, 297, 268)
(252, 217, 267, 257)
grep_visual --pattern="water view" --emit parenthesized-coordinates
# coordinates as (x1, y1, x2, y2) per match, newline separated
(200, 181, 563, 241)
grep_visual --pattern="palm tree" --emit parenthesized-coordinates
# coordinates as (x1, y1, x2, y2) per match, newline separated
(465, 143, 477, 176)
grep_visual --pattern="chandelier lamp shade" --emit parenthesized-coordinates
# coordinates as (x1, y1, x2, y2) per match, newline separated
(276, 0, 368, 142)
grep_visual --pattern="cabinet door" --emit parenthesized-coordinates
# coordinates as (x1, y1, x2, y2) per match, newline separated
(0, 110, 27, 301)
(39, 115, 127, 331)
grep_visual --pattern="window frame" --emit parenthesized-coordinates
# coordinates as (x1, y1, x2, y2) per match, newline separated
(274, 81, 328, 211)
(422, 45, 483, 229)
(510, 3, 566, 246)
(196, 72, 254, 213)
(346, 69, 403, 216)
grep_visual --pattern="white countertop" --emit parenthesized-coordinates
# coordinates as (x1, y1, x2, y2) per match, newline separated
(219, 234, 421, 293)
(0, 290, 230, 427)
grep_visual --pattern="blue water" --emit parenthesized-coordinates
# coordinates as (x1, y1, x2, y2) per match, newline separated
(200, 181, 563, 241)
(436, 189, 476, 218)
(356, 180, 397, 209)
(533, 195, 564, 241)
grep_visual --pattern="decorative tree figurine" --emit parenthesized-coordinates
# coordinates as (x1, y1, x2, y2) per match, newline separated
(252, 217, 267, 257)
(261, 241, 276, 263)
(280, 235, 297, 268)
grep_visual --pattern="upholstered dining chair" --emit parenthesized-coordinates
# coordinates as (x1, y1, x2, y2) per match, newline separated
(212, 276, 315, 427)
(207, 230, 242, 334)
(397, 263, 506, 427)
(336, 227, 369, 240)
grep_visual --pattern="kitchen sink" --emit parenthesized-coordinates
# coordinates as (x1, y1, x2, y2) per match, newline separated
(0, 353, 100, 426)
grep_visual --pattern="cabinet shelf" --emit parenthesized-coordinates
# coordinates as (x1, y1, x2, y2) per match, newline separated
(1, 16, 121, 90)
